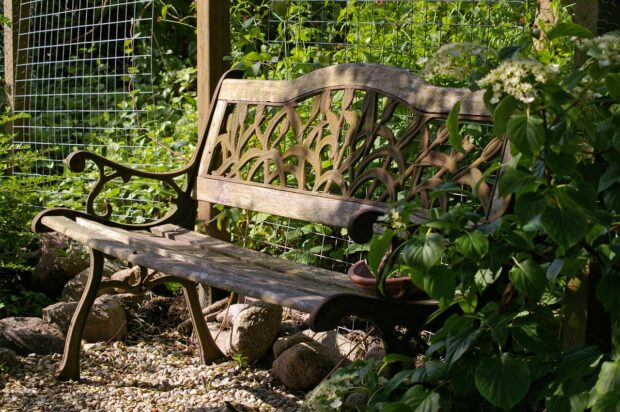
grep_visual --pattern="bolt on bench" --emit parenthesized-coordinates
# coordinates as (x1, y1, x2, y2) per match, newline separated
(32, 63, 509, 381)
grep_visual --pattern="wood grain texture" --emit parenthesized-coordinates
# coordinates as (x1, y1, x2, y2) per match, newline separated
(217, 63, 489, 118)
(41, 216, 364, 314)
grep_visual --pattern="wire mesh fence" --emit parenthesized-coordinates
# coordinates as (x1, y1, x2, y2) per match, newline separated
(231, 0, 535, 79)
(11, 0, 155, 212)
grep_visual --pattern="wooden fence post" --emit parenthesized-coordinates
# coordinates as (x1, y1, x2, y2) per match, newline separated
(4, 0, 27, 117)
(196, 0, 232, 307)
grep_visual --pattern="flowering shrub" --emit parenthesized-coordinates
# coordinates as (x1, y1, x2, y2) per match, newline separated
(307, 23, 620, 411)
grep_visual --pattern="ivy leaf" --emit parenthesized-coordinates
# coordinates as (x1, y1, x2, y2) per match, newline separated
(401, 386, 441, 412)
(509, 259, 546, 300)
(605, 74, 620, 99)
(475, 353, 531, 410)
(493, 96, 517, 136)
(455, 231, 489, 260)
(592, 392, 620, 412)
(547, 22, 594, 40)
(448, 101, 463, 153)
(541, 206, 588, 251)
(546, 258, 564, 281)
(507, 113, 545, 156)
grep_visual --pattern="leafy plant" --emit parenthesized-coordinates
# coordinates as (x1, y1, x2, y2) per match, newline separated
(308, 24, 620, 411)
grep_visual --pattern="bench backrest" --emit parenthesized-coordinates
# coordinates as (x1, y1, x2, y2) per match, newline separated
(191, 63, 508, 228)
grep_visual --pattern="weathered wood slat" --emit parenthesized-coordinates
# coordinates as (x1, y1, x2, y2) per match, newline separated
(42, 216, 363, 313)
(217, 63, 489, 119)
(76, 218, 359, 292)
(194, 176, 388, 229)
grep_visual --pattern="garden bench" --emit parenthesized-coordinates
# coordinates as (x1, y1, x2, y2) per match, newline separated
(32, 63, 509, 381)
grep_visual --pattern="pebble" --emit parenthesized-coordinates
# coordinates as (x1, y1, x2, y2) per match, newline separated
(0, 338, 303, 411)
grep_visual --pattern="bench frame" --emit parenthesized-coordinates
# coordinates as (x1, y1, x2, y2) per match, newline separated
(33, 63, 508, 381)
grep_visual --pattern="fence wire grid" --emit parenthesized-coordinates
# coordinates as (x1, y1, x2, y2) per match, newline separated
(12, 0, 154, 211)
(232, 0, 535, 79)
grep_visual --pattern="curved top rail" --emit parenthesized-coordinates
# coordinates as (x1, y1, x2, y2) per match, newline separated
(217, 63, 489, 119)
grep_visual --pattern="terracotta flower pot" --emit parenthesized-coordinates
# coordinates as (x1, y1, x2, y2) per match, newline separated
(346, 260, 422, 299)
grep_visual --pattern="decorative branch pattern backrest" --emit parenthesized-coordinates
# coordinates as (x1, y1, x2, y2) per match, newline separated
(194, 64, 508, 228)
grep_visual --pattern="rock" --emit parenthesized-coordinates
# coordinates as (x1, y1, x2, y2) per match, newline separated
(301, 329, 359, 360)
(60, 261, 124, 301)
(32, 233, 89, 298)
(230, 302, 282, 364)
(0, 317, 64, 355)
(111, 293, 148, 311)
(273, 333, 314, 359)
(301, 329, 337, 347)
(364, 345, 386, 360)
(215, 303, 248, 327)
(41, 295, 127, 342)
(343, 392, 369, 409)
(208, 323, 232, 355)
(0, 348, 18, 368)
(273, 341, 342, 391)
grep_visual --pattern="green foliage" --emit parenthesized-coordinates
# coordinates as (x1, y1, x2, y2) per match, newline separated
(308, 23, 620, 412)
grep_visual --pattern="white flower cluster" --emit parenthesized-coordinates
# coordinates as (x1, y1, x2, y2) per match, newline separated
(477, 58, 551, 104)
(579, 33, 620, 67)
(422, 42, 493, 82)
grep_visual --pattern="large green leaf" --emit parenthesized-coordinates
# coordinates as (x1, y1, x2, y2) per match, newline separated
(455, 231, 489, 259)
(444, 320, 479, 368)
(515, 192, 548, 224)
(546, 378, 589, 412)
(493, 96, 517, 136)
(511, 320, 559, 353)
(419, 265, 455, 309)
(507, 113, 545, 156)
(499, 168, 541, 196)
(404, 232, 445, 270)
(368, 228, 395, 276)
(509, 259, 547, 300)
(556, 346, 603, 381)
(592, 361, 620, 412)
(448, 101, 464, 153)
(475, 353, 531, 410)
(541, 206, 588, 251)
(547, 22, 594, 40)
(599, 164, 620, 193)
(401, 386, 441, 412)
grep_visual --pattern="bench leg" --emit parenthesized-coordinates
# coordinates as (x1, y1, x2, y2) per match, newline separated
(181, 282, 225, 363)
(56, 249, 104, 381)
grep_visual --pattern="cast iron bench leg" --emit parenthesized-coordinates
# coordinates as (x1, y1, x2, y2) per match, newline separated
(180, 281, 225, 363)
(56, 249, 104, 381)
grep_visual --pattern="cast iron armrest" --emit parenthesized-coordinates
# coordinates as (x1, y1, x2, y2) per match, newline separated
(32, 150, 196, 233)
(347, 209, 386, 244)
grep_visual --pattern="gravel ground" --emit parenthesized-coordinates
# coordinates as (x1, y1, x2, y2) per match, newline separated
(0, 295, 305, 411)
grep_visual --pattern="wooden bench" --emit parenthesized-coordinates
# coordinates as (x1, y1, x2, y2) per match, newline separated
(32, 63, 509, 381)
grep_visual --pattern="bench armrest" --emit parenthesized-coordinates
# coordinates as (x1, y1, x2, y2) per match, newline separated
(32, 150, 196, 233)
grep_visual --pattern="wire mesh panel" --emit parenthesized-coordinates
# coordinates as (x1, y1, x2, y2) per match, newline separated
(230, 0, 535, 79)
(12, 0, 155, 215)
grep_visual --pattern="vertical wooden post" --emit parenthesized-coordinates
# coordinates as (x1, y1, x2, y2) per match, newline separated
(4, 0, 24, 114)
(197, 0, 231, 138)
(196, 0, 232, 307)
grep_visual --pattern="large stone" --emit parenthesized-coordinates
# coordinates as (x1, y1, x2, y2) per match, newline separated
(0, 317, 64, 355)
(215, 303, 248, 327)
(208, 323, 232, 355)
(273, 333, 314, 358)
(60, 261, 121, 302)
(32, 232, 88, 298)
(42, 295, 127, 342)
(273, 341, 342, 391)
(230, 301, 282, 364)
